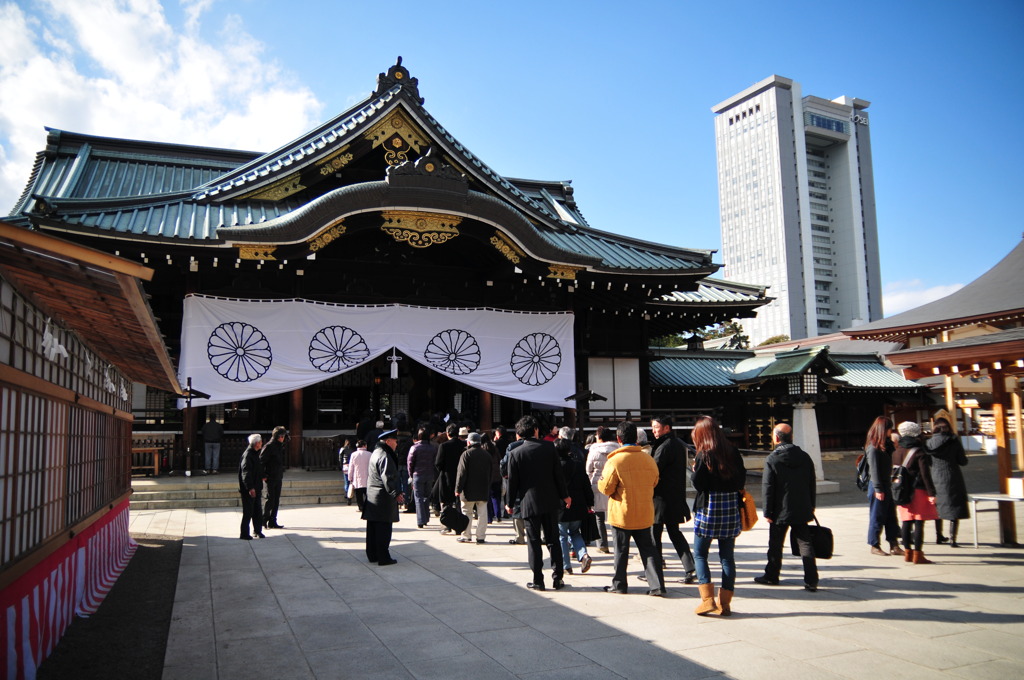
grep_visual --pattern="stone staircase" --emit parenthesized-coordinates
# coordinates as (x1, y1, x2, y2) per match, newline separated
(130, 471, 346, 510)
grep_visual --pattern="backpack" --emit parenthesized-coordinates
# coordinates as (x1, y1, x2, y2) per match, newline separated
(855, 453, 870, 492)
(890, 448, 919, 506)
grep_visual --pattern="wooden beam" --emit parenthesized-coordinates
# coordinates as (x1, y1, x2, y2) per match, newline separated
(991, 369, 1017, 545)
(0, 221, 154, 281)
(1013, 377, 1024, 473)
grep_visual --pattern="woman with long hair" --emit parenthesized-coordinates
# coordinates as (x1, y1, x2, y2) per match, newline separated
(690, 416, 746, 616)
(864, 416, 904, 556)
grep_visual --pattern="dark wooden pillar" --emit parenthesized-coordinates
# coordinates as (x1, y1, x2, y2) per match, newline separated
(991, 369, 1017, 545)
(480, 391, 493, 431)
(289, 388, 303, 468)
(183, 405, 197, 473)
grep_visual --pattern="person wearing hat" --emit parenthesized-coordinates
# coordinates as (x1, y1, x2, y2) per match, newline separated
(925, 409, 969, 547)
(455, 432, 492, 543)
(893, 421, 938, 563)
(260, 425, 288, 530)
(363, 428, 405, 565)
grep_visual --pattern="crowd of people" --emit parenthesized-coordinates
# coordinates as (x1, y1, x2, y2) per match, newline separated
(235, 406, 969, 616)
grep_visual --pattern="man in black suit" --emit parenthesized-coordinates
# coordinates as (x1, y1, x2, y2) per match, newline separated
(434, 422, 465, 534)
(505, 415, 570, 591)
(260, 426, 287, 529)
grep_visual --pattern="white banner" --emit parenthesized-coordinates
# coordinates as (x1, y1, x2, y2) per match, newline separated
(177, 295, 575, 408)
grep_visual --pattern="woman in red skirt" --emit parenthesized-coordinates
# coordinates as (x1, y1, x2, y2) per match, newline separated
(893, 421, 938, 564)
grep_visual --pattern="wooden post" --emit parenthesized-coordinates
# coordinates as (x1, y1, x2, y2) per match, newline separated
(289, 388, 303, 468)
(1013, 377, 1023, 472)
(480, 391, 493, 431)
(943, 374, 957, 426)
(990, 369, 1017, 545)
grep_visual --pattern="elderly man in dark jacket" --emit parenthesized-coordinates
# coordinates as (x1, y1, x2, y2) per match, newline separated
(650, 416, 696, 583)
(238, 434, 265, 540)
(455, 432, 493, 543)
(363, 429, 404, 565)
(754, 423, 818, 591)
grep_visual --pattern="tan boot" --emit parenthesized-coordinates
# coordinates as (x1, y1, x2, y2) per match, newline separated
(904, 549, 915, 563)
(718, 588, 734, 617)
(695, 583, 720, 616)
(912, 550, 934, 564)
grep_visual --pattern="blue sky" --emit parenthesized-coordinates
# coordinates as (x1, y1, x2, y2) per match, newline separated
(2, 0, 1021, 317)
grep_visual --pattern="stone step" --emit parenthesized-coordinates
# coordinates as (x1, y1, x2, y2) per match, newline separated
(129, 494, 347, 511)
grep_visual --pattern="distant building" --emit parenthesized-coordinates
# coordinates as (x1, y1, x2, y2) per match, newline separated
(713, 75, 882, 345)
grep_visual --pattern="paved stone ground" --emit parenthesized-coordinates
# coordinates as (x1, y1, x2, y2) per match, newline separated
(128, 452, 1024, 680)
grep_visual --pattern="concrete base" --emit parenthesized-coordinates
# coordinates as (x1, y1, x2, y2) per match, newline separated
(817, 479, 841, 494)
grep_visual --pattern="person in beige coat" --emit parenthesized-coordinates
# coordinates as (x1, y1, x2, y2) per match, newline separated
(598, 421, 664, 596)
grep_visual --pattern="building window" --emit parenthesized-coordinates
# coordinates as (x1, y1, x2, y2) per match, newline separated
(806, 113, 849, 134)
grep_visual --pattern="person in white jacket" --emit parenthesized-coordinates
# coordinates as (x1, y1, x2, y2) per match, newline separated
(585, 425, 618, 553)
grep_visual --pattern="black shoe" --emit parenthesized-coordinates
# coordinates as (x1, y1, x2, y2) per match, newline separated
(603, 585, 627, 595)
(552, 578, 565, 590)
(804, 583, 818, 592)
(418, 524, 424, 529)
(937, 535, 949, 544)
(377, 558, 398, 566)
(682, 572, 697, 584)
(240, 534, 253, 540)
(527, 582, 545, 591)
(254, 533, 266, 539)
(950, 540, 960, 548)
(476, 538, 486, 544)
(648, 589, 665, 597)
(754, 576, 779, 586)
(266, 523, 284, 529)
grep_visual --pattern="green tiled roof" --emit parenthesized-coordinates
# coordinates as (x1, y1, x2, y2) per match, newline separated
(650, 347, 921, 391)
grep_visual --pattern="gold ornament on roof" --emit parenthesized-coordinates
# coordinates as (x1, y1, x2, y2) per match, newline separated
(316, 146, 354, 176)
(238, 246, 278, 260)
(365, 110, 428, 165)
(243, 173, 306, 201)
(490, 232, 524, 264)
(547, 265, 583, 281)
(308, 220, 347, 251)
(381, 211, 461, 248)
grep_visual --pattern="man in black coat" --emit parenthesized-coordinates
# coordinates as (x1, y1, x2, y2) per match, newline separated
(260, 426, 287, 529)
(238, 434, 265, 540)
(434, 423, 465, 534)
(505, 415, 570, 591)
(650, 416, 696, 583)
(755, 423, 818, 591)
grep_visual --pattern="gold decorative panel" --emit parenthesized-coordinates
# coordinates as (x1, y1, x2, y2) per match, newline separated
(490, 232, 524, 264)
(547, 265, 583, 280)
(238, 246, 277, 261)
(364, 110, 429, 165)
(381, 211, 461, 248)
(316, 146, 354, 176)
(308, 220, 347, 251)
(243, 173, 305, 201)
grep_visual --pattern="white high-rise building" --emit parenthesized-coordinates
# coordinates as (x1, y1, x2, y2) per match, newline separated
(712, 75, 882, 345)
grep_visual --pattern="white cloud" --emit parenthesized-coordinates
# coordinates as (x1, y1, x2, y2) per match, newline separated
(0, 0, 323, 214)
(882, 279, 964, 317)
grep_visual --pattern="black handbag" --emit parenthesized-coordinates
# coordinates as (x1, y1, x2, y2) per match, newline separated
(439, 504, 469, 534)
(581, 511, 601, 543)
(791, 514, 833, 560)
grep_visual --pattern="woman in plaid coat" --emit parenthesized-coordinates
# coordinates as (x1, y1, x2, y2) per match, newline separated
(690, 416, 746, 616)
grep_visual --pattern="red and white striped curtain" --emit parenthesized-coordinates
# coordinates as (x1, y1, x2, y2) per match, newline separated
(1, 499, 136, 680)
